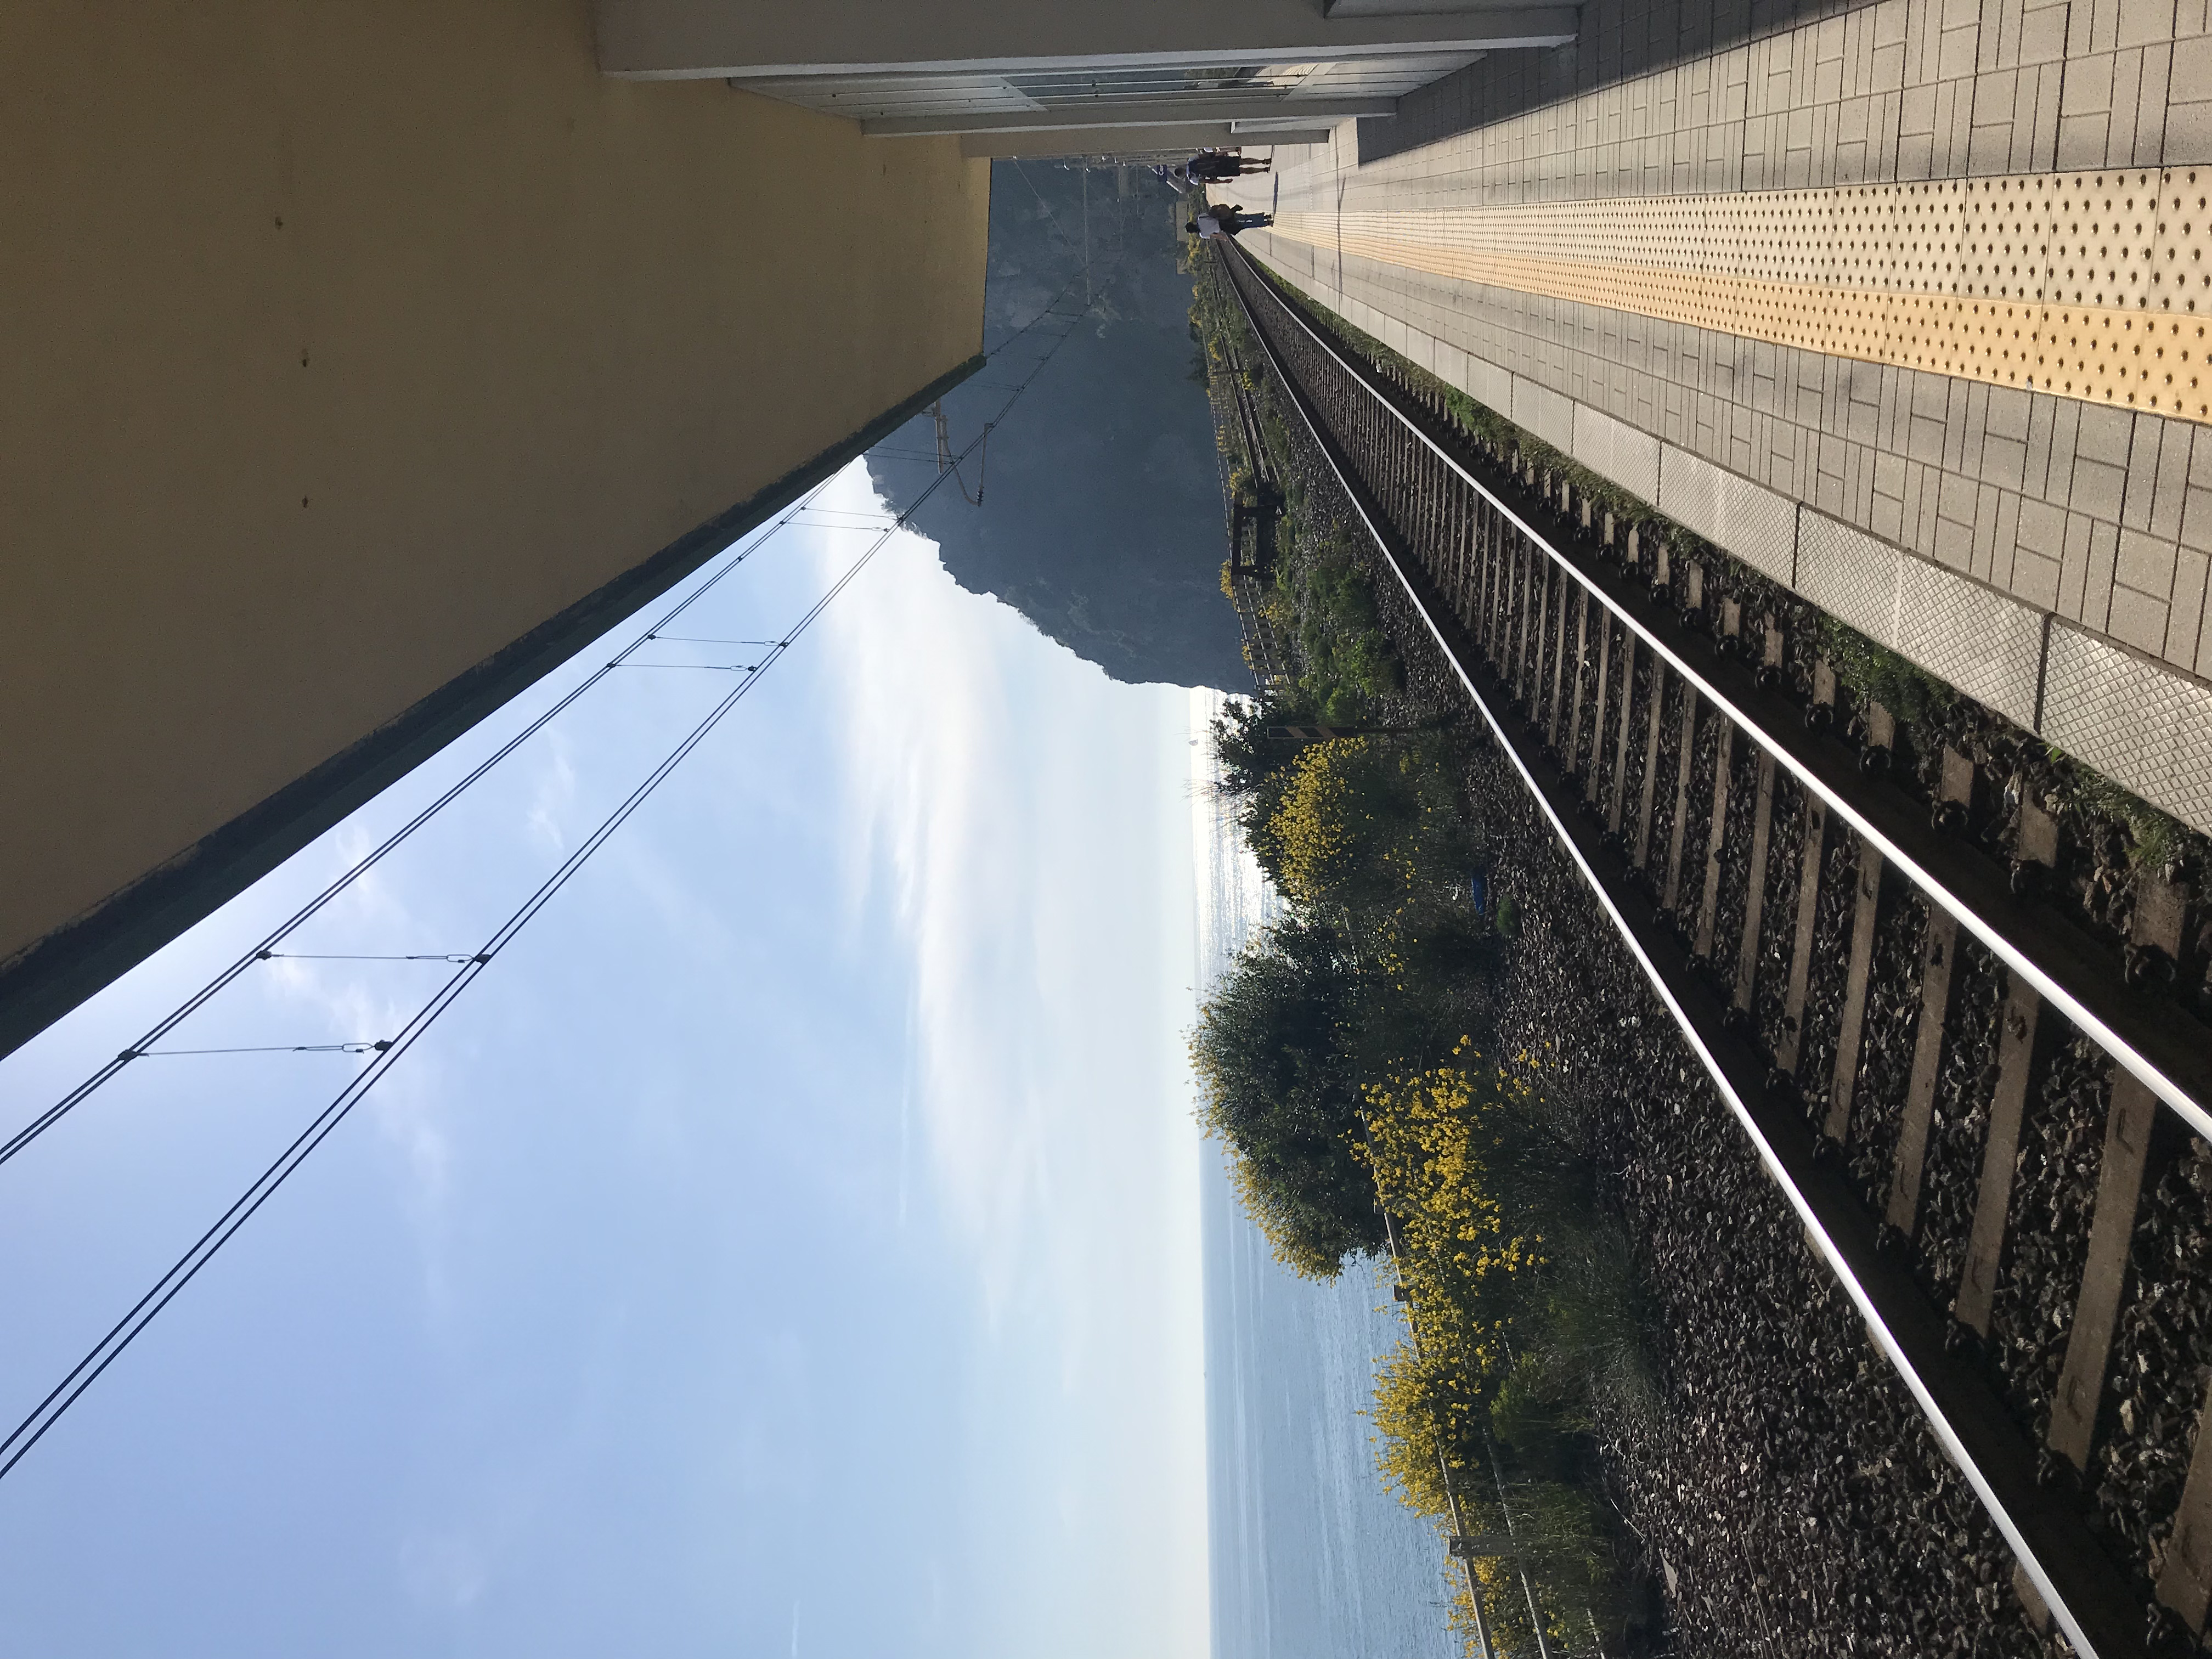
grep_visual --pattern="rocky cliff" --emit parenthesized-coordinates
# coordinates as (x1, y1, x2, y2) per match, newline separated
(876, 161, 1250, 692)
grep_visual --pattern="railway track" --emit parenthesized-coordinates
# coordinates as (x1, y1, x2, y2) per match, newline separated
(1206, 311, 1297, 691)
(1214, 239, 2212, 1659)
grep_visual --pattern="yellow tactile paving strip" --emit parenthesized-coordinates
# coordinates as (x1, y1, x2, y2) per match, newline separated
(1266, 167, 2212, 424)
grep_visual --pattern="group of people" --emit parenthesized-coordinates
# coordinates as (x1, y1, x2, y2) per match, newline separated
(1150, 146, 1273, 191)
(1156, 146, 1276, 241)
(1187, 203, 1273, 240)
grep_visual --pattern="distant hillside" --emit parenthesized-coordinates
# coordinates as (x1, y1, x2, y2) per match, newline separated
(875, 161, 1249, 692)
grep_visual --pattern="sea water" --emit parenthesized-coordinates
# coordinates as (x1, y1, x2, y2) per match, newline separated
(1193, 695, 1462, 1659)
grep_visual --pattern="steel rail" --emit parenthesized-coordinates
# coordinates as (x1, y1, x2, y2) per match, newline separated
(1223, 245, 2211, 1147)
(1216, 241, 2143, 1659)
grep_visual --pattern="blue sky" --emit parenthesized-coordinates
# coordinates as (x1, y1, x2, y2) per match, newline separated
(0, 461, 1210, 1658)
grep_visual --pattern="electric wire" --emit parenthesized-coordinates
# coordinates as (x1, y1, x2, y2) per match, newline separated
(134, 1042, 392, 1057)
(255, 952, 480, 964)
(0, 250, 1111, 1484)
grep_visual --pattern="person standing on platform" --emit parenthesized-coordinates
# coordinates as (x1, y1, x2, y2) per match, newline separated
(1188, 205, 1273, 239)
(1186, 150, 1272, 183)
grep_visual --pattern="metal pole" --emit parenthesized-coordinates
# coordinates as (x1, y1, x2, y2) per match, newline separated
(1487, 1431, 1553, 1659)
(1446, 1479, 1500, 1659)
(1376, 1201, 1494, 1659)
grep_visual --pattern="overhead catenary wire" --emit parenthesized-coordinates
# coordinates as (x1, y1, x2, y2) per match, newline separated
(256, 952, 480, 963)
(133, 1042, 393, 1057)
(0, 249, 1112, 1486)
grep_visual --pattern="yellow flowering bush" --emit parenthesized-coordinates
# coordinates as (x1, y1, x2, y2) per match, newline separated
(1269, 737, 1372, 905)
(1359, 1056, 1545, 1383)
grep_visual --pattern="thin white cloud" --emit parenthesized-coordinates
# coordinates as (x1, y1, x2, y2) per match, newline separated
(815, 460, 1209, 1659)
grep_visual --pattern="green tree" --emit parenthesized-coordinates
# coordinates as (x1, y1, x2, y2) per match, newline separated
(1190, 914, 1385, 1277)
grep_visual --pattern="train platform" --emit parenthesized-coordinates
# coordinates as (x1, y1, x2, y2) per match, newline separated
(1218, 0, 2212, 836)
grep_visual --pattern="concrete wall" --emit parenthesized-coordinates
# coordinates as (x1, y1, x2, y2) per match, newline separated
(0, 1, 988, 1012)
(595, 0, 1579, 77)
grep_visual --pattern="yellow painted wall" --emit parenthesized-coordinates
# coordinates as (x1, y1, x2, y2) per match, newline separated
(0, 2, 988, 972)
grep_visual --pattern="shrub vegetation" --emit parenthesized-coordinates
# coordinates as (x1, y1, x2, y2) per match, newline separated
(1189, 255, 1661, 1653)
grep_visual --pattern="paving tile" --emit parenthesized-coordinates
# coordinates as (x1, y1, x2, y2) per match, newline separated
(2068, 0, 2114, 54)
(2061, 509, 2098, 616)
(2169, 546, 2211, 665)
(2107, 45, 2148, 164)
(2118, 0, 2181, 47)
(2132, 40, 2171, 161)
(2171, 29, 2212, 96)
(1872, 448, 1911, 540)
(1907, 375, 1951, 463)
(2021, 0, 2072, 63)
(1993, 487, 2025, 586)
(2015, 545, 2066, 607)
(2120, 410, 2163, 529)
(1901, 79, 1940, 137)
(1954, 379, 1985, 475)
(2059, 52, 2117, 168)
(1941, 19, 1985, 78)
(2117, 524, 2182, 599)
(1970, 67, 2021, 168)
(1971, 478, 1999, 576)
(1937, 469, 1983, 567)
(2146, 417, 2195, 540)
(2183, 437, 2212, 552)
(1980, 0, 2023, 70)
(2085, 515, 2122, 624)
(2016, 498, 2069, 605)
(2199, 572, 2212, 674)
(2108, 579, 2174, 650)
(2078, 401, 2135, 464)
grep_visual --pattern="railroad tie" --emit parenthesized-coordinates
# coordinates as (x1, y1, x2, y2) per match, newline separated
(1694, 721, 1735, 958)
(1607, 636, 1638, 837)
(1488, 510, 1506, 658)
(1662, 689, 1700, 914)
(1887, 752, 1984, 1233)
(1811, 657, 1838, 726)
(1515, 539, 1537, 699)
(2157, 1379, 2212, 1634)
(1566, 592, 1583, 778)
(1386, 429, 1402, 530)
(1884, 906, 1963, 1237)
(1472, 503, 1491, 648)
(1564, 588, 1592, 776)
(1547, 568, 1570, 747)
(1584, 614, 1614, 808)
(1734, 749, 1779, 1014)
(1498, 520, 1514, 667)
(1477, 504, 1497, 652)
(1956, 973, 2046, 1335)
(1469, 498, 1486, 633)
(1527, 557, 1550, 716)
(1824, 840, 1887, 1144)
(2049, 1070, 2161, 1471)
(1452, 486, 1471, 623)
(1633, 662, 1666, 868)
(1413, 447, 1429, 553)
(1403, 439, 1418, 548)
(1447, 478, 1466, 614)
(1424, 448, 1441, 557)
(1776, 798, 1828, 1075)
